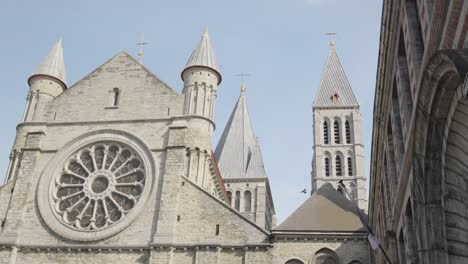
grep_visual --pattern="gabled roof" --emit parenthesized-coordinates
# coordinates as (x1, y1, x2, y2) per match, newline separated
(215, 90, 267, 179)
(182, 28, 221, 84)
(312, 44, 358, 108)
(274, 183, 364, 232)
(29, 38, 66, 87)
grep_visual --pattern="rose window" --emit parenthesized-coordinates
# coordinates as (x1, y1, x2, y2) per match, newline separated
(52, 142, 146, 231)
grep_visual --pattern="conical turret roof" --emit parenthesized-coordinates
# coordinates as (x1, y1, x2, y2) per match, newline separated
(215, 89, 267, 179)
(29, 38, 66, 87)
(313, 44, 358, 108)
(182, 28, 221, 84)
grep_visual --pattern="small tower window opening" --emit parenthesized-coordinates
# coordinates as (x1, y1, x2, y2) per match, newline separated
(331, 92, 340, 103)
(244, 191, 252, 212)
(323, 121, 329, 144)
(336, 155, 342, 176)
(345, 120, 351, 144)
(325, 157, 330, 177)
(347, 157, 353, 176)
(112, 88, 120, 106)
(235, 190, 241, 211)
(215, 224, 220, 235)
(334, 120, 341, 144)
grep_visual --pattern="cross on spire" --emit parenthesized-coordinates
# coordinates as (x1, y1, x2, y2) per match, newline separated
(325, 32, 337, 47)
(136, 33, 148, 64)
(236, 73, 251, 92)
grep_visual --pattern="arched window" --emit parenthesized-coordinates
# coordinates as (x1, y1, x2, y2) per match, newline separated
(227, 191, 232, 206)
(244, 191, 252, 212)
(313, 248, 340, 264)
(285, 259, 304, 264)
(323, 121, 329, 144)
(345, 120, 351, 144)
(335, 156, 342, 176)
(347, 157, 353, 176)
(334, 120, 340, 144)
(324, 157, 330, 177)
(112, 88, 120, 106)
(235, 190, 241, 211)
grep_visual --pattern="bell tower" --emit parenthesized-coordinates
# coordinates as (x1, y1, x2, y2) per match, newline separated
(311, 42, 367, 212)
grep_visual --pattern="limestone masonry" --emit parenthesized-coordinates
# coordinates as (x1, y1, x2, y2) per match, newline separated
(0, 28, 369, 263)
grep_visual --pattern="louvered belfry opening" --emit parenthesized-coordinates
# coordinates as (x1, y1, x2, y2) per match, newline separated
(323, 121, 329, 144)
(335, 155, 342, 176)
(334, 120, 340, 144)
(345, 120, 351, 144)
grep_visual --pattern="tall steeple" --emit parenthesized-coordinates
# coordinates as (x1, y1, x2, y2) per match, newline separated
(181, 28, 221, 119)
(215, 84, 274, 230)
(313, 43, 358, 108)
(311, 43, 367, 212)
(28, 38, 66, 88)
(23, 38, 66, 122)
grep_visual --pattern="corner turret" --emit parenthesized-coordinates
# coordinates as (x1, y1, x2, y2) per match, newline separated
(23, 38, 66, 122)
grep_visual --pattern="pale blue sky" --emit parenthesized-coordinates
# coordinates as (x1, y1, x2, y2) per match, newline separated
(0, 0, 382, 222)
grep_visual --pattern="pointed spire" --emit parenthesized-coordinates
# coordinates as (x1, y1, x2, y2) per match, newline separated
(29, 38, 66, 87)
(312, 44, 358, 108)
(215, 90, 267, 179)
(182, 28, 221, 84)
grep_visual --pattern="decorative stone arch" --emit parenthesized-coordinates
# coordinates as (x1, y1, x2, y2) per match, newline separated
(411, 49, 468, 263)
(310, 248, 341, 264)
(285, 258, 306, 264)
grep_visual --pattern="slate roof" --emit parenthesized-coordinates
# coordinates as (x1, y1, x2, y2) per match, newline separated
(312, 45, 358, 108)
(182, 28, 221, 84)
(274, 183, 364, 232)
(29, 38, 66, 86)
(214, 90, 267, 179)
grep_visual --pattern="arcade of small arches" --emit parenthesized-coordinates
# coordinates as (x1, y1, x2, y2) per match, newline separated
(225, 188, 254, 213)
(323, 151, 354, 177)
(322, 117, 353, 145)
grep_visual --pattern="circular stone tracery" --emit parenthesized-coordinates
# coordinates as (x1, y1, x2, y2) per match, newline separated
(52, 142, 146, 231)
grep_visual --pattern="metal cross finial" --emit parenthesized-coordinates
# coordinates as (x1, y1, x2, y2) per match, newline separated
(136, 33, 149, 64)
(236, 73, 251, 92)
(325, 32, 337, 47)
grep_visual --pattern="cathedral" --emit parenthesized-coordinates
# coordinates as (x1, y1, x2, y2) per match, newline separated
(0, 29, 369, 263)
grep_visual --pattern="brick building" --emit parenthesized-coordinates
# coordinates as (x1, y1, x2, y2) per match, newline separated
(369, 1, 468, 263)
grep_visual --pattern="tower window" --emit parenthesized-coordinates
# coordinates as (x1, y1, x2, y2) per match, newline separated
(112, 88, 120, 106)
(331, 92, 340, 103)
(325, 157, 330, 177)
(227, 191, 232, 205)
(323, 121, 329, 144)
(216, 224, 220, 235)
(334, 120, 341, 144)
(336, 155, 342, 176)
(235, 190, 241, 211)
(345, 120, 351, 144)
(244, 190, 252, 212)
(347, 157, 353, 176)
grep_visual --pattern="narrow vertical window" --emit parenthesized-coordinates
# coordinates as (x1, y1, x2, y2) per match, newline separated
(334, 120, 340, 144)
(244, 191, 252, 212)
(215, 224, 220, 235)
(227, 191, 232, 206)
(235, 191, 241, 211)
(324, 157, 330, 177)
(347, 157, 353, 176)
(336, 155, 342, 176)
(323, 121, 329, 144)
(112, 88, 120, 106)
(345, 120, 351, 144)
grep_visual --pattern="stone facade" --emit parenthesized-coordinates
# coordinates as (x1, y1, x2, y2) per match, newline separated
(0, 30, 370, 263)
(369, 1, 468, 263)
